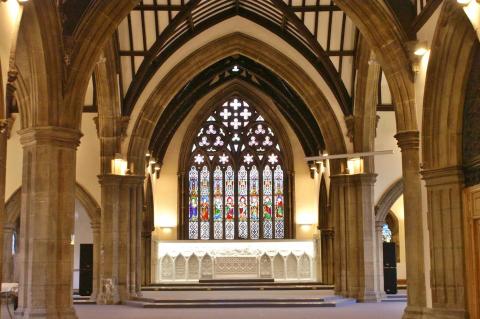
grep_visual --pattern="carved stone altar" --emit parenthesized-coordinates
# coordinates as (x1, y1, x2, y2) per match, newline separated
(154, 240, 317, 282)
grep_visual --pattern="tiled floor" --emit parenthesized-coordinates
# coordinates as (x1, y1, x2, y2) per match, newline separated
(75, 302, 406, 319)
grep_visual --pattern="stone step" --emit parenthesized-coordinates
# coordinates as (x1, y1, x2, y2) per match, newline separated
(381, 294, 407, 303)
(143, 282, 333, 291)
(124, 297, 356, 308)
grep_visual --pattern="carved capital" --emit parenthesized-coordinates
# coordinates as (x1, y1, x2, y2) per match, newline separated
(93, 116, 100, 137)
(421, 166, 464, 187)
(375, 115, 380, 137)
(345, 115, 355, 143)
(18, 126, 82, 149)
(395, 130, 419, 151)
(118, 116, 130, 141)
(0, 117, 15, 139)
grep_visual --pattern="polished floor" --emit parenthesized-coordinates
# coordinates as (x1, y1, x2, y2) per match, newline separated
(75, 302, 406, 319)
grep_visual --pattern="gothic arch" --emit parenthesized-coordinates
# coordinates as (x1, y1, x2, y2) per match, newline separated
(177, 82, 295, 239)
(178, 82, 294, 174)
(420, 1, 479, 317)
(422, 0, 478, 170)
(335, 0, 417, 132)
(127, 33, 347, 176)
(375, 179, 403, 223)
(5, 183, 101, 227)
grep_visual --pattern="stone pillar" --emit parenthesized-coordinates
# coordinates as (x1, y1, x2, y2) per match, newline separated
(320, 228, 334, 284)
(97, 174, 144, 304)
(90, 222, 101, 301)
(395, 130, 427, 318)
(422, 167, 467, 319)
(2, 224, 15, 283)
(15, 127, 81, 319)
(375, 221, 385, 296)
(331, 173, 381, 302)
(142, 232, 152, 286)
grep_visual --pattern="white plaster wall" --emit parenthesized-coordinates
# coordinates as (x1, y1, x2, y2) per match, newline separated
(76, 113, 101, 204)
(0, 1, 21, 87)
(151, 94, 317, 241)
(374, 111, 402, 204)
(72, 199, 93, 290)
(390, 195, 406, 281)
(5, 114, 22, 201)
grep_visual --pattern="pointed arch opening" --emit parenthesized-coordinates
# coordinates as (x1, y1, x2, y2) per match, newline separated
(180, 95, 293, 240)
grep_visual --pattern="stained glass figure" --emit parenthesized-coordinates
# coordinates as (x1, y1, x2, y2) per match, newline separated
(263, 165, 273, 239)
(213, 166, 223, 239)
(250, 166, 260, 239)
(200, 166, 210, 240)
(238, 166, 248, 239)
(225, 165, 235, 239)
(274, 165, 284, 239)
(188, 167, 199, 239)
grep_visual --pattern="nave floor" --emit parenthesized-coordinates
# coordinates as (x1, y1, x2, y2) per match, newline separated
(75, 302, 406, 319)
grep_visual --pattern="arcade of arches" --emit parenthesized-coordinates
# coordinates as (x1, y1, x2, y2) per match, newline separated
(0, 0, 478, 318)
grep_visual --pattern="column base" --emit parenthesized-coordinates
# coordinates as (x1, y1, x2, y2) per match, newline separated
(15, 308, 78, 319)
(423, 308, 468, 319)
(402, 306, 427, 319)
(352, 290, 382, 303)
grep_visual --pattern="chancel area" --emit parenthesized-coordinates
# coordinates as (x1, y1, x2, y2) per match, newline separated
(0, 0, 479, 318)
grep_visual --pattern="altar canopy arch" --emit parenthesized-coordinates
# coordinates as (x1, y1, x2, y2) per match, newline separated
(186, 97, 290, 240)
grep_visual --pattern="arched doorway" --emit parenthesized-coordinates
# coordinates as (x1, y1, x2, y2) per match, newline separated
(3, 183, 101, 298)
(375, 179, 405, 291)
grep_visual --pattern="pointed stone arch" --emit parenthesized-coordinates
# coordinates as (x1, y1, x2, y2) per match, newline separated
(375, 179, 404, 223)
(127, 33, 347, 175)
(420, 1, 479, 317)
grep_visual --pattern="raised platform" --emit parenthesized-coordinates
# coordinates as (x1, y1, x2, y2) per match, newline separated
(126, 289, 355, 308)
(143, 281, 332, 291)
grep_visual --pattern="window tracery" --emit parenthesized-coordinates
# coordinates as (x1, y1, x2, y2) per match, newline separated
(186, 98, 288, 240)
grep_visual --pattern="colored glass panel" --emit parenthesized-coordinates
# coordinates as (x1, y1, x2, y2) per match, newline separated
(274, 165, 284, 239)
(263, 165, 273, 239)
(238, 166, 248, 239)
(213, 166, 223, 239)
(249, 166, 260, 239)
(225, 165, 235, 239)
(200, 166, 210, 239)
(188, 166, 199, 239)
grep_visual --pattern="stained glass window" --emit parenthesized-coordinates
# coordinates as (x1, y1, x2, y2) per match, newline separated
(186, 97, 288, 239)
(382, 224, 392, 243)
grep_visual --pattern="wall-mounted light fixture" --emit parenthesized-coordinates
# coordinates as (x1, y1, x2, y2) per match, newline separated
(406, 40, 429, 72)
(111, 153, 128, 175)
(457, 0, 472, 6)
(347, 157, 364, 175)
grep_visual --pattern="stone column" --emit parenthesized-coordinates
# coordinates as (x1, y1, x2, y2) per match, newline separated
(2, 224, 15, 283)
(142, 232, 152, 286)
(395, 130, 427, 318)
(331, 173, 381, 302)
(375, 221, 385, 296)
(320, 228, 334, 284)
(15, 127, 81, 319)
(90, 222, 101, 301)
(422, 167, 467, 319)
(97, 174, 144, 304)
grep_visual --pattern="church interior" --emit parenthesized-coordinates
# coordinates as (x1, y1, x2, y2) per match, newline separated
(0, 0, 479, 318)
